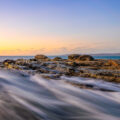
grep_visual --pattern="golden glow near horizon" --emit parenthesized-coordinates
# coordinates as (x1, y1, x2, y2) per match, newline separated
(0, 38, 92, 55)
(0, 27, 100, 55)
(0, 29, 119, 55)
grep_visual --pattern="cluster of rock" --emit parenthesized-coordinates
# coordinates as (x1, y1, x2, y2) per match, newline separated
(0, 54, 120, 83)
(68, 54, 94, 61)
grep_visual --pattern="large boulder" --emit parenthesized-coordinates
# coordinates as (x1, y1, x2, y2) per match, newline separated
(35, 55, 48, 61)
(77, 55, 94, 61)
(68, 54, 94, 61)
(53, 57, 62, 61)
(68, 54, 80, 60)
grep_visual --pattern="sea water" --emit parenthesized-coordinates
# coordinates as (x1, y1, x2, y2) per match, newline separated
(0, 70, 120, 120)
(0, 55, 120, 62)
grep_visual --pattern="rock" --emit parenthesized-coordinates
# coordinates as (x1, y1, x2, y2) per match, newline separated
(35, 55, 48, 61)
(28, 63, 41, 70)
(105, 60, 119, 67)
(47, 63, 57, 69)
(55, 63, 75, 75)
(65, 67, 75, 76)
(16, 59, 32, 65)
(68, 54, 80, 60)
(7, 64, 20, 70)
(37, 67, 49, 73)
(68, 54, 94, 61)
(66, 62, 79, 67)
(53, 57, 62, 61)
(1, 54, 120, 83)
(29, 59, 37, 62)
(77, 55, 94, 61)
(3, 59, 15, 65)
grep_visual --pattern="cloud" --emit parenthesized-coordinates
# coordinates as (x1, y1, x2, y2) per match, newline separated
(0, 42, 120, 56)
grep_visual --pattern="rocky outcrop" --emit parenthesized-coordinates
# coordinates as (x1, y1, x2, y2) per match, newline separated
(53, 57, 62, 61)
(68, 54, 94, 61)
(1, 54, 120, 83)
(105, 60, 119, 68)
(3, 59, 15, 65)
(35, 55, 48, 61)
(68, 54, 80, 60)
(77, 55, 94, 61)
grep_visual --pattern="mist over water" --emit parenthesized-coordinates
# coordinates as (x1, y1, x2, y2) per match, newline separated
(0, 70, 120, 120)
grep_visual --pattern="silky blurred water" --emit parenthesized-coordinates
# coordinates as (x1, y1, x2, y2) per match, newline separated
(0, 70, 120, 120)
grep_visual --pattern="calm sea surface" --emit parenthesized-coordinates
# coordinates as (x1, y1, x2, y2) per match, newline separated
(0, 55, 120, 62)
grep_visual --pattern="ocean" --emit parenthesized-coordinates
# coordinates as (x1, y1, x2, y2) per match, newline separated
(0, 56, 120, 119)
(0, 70, 120, 120)
(0, 55, 120, 62)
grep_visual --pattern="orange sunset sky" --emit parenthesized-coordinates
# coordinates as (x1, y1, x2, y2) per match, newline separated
(0, 0, 120, 56)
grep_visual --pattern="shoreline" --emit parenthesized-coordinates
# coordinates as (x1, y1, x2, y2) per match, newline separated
(0, 54, 120, 84)
(0, 55, 120, 62)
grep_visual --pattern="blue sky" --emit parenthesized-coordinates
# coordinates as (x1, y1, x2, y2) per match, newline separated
(0, 0, 120, 55)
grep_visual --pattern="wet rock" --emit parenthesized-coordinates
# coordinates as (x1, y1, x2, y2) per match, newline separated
(29, 58, 37, 61)
(68, 54, 94, 61)
(16, 59, 32, 66)
(5, 64, 20, 70)
(3, 59, 21, 70)
(55, 64, 75, 75)
(47, 63, 57, 69)
(53, 57, 62, 61)
(105, 60, 119, 67)
(3, 59, 15, 65)
(27, 64, 40, 70)
(40, 74, 61, 79)
(77, 55, 94, 61)
(55, 64, 66, 73)
(36, 66, 51, 73)
(66, 62, 79, 67)
(65, 67, 76, 76)
(68, 54, 80, 60)
(1, 54, 120, 83)
(35, 55, 48, 61)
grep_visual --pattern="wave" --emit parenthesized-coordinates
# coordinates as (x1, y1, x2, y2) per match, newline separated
(0, 70, 120, 120)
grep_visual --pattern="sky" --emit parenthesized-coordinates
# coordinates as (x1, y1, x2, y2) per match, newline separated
(0, 0, 120, 56)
